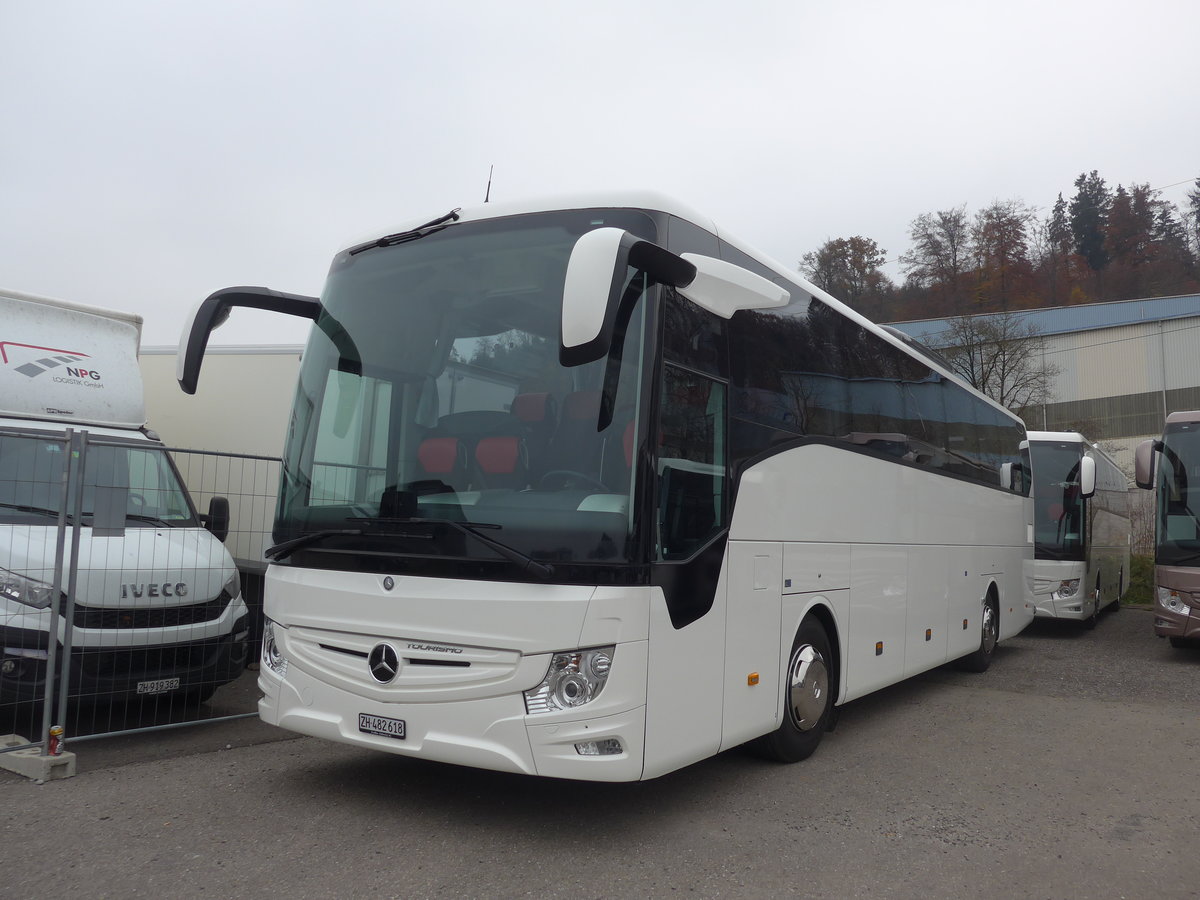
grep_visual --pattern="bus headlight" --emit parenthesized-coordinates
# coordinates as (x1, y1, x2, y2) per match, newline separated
(1053, 579, 1080, 600)
(0, 568, 58, 610)
(523, 646, 615, 715)
(262, 619, 288, 677)
(1157, 588, 1192, 616)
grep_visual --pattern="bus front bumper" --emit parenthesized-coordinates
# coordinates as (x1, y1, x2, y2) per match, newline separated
(258, 663, 648, 782)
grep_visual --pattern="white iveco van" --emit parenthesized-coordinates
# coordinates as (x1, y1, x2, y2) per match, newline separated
(0, 289, 249, 707)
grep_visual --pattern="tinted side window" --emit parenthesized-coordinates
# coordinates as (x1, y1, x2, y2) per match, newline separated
(662, 288, 727, 379)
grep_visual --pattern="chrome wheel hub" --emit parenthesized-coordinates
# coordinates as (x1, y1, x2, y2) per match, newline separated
(981, 602, 998, 654)
(787, 644, 828, 732)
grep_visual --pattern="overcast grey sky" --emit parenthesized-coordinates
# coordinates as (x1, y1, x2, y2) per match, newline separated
(3, 0, 1197, 346)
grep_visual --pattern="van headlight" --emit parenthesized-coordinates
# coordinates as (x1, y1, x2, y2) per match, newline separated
(220, 571, 241, 603)
(523, 646, 614, 714)
(262, 619, 288, 677)
(0, 567, 58, 610)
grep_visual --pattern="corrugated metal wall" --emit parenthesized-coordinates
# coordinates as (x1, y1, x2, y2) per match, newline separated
(1024, 316, 1200, 445)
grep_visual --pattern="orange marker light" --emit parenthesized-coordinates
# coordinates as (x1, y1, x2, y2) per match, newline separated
(747, 673, 759, 686)
(875, 641, 883, 656)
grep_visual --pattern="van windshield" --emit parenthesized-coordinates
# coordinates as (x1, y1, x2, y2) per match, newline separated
(0, 432, 198, 527)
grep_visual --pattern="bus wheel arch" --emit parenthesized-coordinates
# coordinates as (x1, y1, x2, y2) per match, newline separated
(750, 611, 836, 763)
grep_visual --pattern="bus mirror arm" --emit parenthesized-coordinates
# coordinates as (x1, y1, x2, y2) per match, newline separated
(177, 286, 320, 394)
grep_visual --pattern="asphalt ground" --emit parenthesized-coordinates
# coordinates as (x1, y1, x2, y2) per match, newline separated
(3, 605, 1198, 899)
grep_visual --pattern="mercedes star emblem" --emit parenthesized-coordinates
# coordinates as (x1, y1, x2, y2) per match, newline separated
(368, 642, 400, 684)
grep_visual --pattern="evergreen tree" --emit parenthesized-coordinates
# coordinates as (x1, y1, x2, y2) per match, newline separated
(1069, 170, 1111, 275)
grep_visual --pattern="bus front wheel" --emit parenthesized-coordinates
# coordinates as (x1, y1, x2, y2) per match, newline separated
(752, 617, 833, 763)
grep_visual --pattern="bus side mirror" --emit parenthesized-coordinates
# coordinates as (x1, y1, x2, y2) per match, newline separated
(1079, 455, 1096, 499)
(559, 228, 789, 367)
(178, 287, 320, 394)
(1134, 439, 1158, 490)
(203, 496, 231, 543)
(560, 228, 695, 367)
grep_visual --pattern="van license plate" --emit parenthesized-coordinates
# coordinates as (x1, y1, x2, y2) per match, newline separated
(358, 713, 406, 739)
(137, 677, 181, 695)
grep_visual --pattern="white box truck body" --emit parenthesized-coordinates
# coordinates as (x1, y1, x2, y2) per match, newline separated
(0, 289, 249, 706)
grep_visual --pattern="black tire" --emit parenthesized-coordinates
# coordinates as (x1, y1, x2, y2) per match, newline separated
(751, 617, 833, 763)
(958, 594, 999, 672)
(1082, 575, 1101, 630)
(1112, 571, 1123, 612)
(187, 684, 218, 705)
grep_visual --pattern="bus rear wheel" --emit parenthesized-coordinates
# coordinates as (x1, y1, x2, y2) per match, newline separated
(958, 593, 999, 672)
(752, 617, 833, 763)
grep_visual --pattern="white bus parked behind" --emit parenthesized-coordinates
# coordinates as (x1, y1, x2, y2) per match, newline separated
(1028, 432, 1131, 627)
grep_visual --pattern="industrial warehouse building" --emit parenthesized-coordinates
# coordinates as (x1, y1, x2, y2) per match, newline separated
(888, 293, 1200, 475)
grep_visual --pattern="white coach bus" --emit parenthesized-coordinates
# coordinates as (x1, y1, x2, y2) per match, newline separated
(1027, 432, 1130, 627)
(179, 193, 1035, 781)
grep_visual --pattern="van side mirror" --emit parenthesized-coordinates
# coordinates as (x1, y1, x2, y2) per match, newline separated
(203, 496, 231, 543)
(1079, 455, 1096, 499)
(1134, 439, 1158, 490)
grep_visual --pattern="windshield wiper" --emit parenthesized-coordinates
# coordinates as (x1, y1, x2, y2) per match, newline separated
(364, 516, 555, 581)
(0, 501, 62, 518)
(125, 513, 178, 528)
(266, 528, 364, 561)
(348, 209, 461, 255)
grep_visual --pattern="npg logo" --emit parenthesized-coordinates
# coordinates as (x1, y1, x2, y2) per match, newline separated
(0, 341, 94, 379)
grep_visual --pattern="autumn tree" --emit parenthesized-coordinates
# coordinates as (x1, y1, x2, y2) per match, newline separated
(938, 311, 1058, 410)
(900, 205, 971, 315)
(799, 236, 893, 319)
(971, 199, 1034, 310)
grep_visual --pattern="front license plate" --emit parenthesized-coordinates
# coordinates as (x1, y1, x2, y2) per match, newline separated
(358, 713, 406, 740)
(137, 677, 181, 695)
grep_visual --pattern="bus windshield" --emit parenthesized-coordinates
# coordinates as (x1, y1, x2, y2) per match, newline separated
(275, 209, 657, 575)
(1030, 441, 1086, 560)
(1156, 425, 1200, 566)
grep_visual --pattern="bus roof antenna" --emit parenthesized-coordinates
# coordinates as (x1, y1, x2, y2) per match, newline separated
(484, 165, 493, 203)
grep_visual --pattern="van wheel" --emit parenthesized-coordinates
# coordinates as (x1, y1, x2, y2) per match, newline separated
(1113, 570, 1124, 611)
(751, 617, 833, 763)
(958, 594, 999, 672)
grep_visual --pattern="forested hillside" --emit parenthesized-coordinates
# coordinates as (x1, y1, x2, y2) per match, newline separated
(799, 172, 1200, 323)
